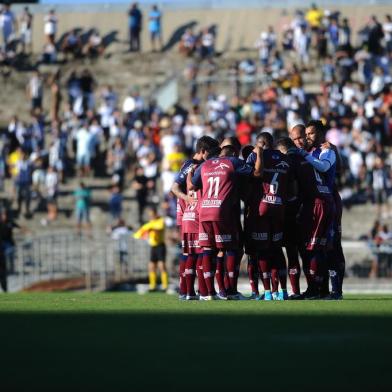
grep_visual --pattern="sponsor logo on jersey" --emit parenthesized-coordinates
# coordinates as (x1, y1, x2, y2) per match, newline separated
(183, 212, 196, 221)
(202, 199, 222, 207)
(276, 161, 289, 168)
(317, 185, 331, 194)
(262, 195, 283, 205)
(272, 154, 280, 160)
(204, 171, 226, 176)
(199, 233, 209, 241)
(215, 234, 232, 242)
(213, 162, 230, 170)
(251, 232, 268, 241)
(272, 232, 283, 242)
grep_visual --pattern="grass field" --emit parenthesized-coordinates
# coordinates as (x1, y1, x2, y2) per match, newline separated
(1, 293, 392, 391)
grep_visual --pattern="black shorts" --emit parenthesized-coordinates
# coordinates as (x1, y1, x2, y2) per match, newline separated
(150, 244, 166, 263)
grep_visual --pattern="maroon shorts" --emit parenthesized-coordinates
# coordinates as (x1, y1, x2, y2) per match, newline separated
(199, 221, 239, 250)
(182, 232, 202, 254)
(244, 212, 284, 252)
(299, 198, 335, 251)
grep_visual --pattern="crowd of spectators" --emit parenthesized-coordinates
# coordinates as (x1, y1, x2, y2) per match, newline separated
(0, 3, 391, 249)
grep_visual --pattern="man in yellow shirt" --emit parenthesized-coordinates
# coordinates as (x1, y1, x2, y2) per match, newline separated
(306, 3, 323, 30)
(133, 206, 168, 291)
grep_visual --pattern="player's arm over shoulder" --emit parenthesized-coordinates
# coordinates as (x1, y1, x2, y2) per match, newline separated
(305, 148, 336, 173)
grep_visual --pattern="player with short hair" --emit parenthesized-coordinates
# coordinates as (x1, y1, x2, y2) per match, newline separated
(301, 120, 343, 299)
(246, 132, 291, 300)
(190, 142, 262, 300)
(218, 137, 248, 300)
(293, 120, 337, 299)
(275, 135, 303, 299)
(171, 136, 218, 300)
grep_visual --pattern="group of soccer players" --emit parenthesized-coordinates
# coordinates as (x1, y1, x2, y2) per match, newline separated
(171, 119, 345, 300)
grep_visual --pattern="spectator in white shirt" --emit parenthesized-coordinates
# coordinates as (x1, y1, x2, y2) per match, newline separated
(75, 125, 94, 177)
(44, 9, 58, 44)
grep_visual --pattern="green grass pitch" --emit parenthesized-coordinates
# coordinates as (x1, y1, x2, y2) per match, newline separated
(1, 293, 391, 391)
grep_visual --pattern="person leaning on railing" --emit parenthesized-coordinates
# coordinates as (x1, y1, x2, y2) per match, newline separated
(133, 205, 168, 292)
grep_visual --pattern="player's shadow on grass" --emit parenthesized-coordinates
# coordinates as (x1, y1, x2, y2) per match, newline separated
(1, 311, 392, 392)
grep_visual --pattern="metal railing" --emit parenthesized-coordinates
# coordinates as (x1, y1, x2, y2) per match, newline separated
(11, 230, 150, 291)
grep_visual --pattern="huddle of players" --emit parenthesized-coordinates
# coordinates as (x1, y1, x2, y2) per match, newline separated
(172, 119, 345, 300)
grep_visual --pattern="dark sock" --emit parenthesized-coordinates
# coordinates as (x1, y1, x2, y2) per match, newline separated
(215, 256, 226, 294)
(179, 255, 187, 295)
(258, 250, 271, 291)
(202, 250, 216, 295)
(274, 248, 287, 290)
(287, 246, 301, 294)
(226, 251, 237, 294)
(196, 254, 208, 296)
(271, 268, 279, 293)
(247, 256, 259, 294)
(185, 255, 197, 296)
(337, 242, 346, 294)
(233, 250, 243, 293)
(329, 269, 340, 293)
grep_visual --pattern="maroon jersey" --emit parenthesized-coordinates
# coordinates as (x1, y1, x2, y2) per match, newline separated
(174, 159, 199, 226)
(192, 156, 253, 223)
(182, 162, 202, 234)
(258, 150, 291, 216)
(287, 152, 331, 200)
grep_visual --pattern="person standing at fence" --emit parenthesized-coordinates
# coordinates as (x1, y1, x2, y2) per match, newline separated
(128, 3, 142, 52)
(133, 205, 168, 292)
(74, 182, 92, 234)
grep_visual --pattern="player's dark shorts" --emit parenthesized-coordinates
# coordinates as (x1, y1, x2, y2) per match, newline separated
(150, 244, 166, 263)
(299, 197, 335, 251)
(244, 210, 284, 252)
(182, 232, 202, 255)
(283, 201, 300, 247)
(199, 221, 239, 250)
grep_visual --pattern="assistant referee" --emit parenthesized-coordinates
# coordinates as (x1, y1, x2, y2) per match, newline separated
(133, 206, 168, 291)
